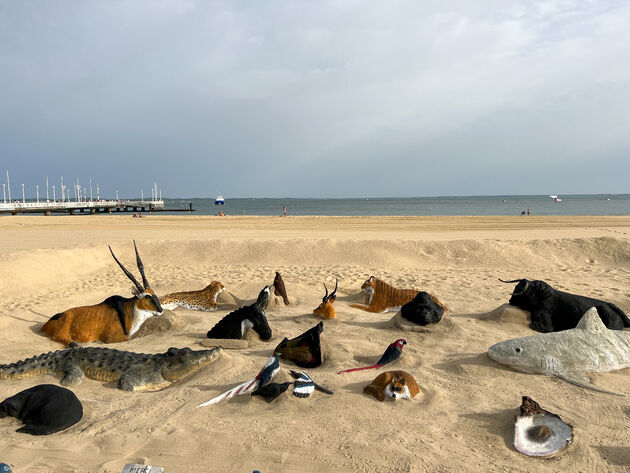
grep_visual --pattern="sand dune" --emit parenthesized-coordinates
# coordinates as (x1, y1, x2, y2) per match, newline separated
(0, 216, 629, 472)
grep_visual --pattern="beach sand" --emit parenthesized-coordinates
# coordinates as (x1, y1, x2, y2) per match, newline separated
(1, 215, 629, 473)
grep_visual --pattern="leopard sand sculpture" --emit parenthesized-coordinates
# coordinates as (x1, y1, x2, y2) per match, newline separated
(41, 241, 163, 346)
(351, 276, 448, 314)
(160, 281, 227, 311)
(0, 346, 223, 392)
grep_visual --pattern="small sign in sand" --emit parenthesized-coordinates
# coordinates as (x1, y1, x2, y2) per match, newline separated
(121, 464, 164, 473)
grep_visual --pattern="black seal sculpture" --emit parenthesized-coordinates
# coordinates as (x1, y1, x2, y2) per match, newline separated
(0, 384, 83, 435)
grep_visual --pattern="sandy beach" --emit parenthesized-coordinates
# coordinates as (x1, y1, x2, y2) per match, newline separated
(1, 215, 629, 473)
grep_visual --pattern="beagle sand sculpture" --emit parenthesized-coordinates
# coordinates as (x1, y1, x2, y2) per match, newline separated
(488, 307, 630, 395)
(363, 371, 420, 402)
(0, 384, 83, 435)
(206, 286, 272, 341)
(313, 279, 338, 319)
(40, 241, 163, 346)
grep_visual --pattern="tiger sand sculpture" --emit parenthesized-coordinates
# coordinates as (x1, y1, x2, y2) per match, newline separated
(0, 384, 83, 435)
(351, 276, 448, 314)
(0, 346, 223, 392)
(159, 281, 226, 311)
(363, 370, 420, 402)
(313, 279, 338, 319)
(41, 241, 163, 346)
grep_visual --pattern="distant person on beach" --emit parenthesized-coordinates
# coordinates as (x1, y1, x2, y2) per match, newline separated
(282, 206, 287, 217)
(527, 209, 531, 216)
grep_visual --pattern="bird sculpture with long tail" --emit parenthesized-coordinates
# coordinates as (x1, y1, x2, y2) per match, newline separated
(197, 353, 280, 407)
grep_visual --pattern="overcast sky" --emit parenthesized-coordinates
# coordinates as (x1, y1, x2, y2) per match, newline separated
(1, 1, 628, 198)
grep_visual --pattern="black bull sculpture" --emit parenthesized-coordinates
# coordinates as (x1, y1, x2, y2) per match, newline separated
(500, 279, 630, 333)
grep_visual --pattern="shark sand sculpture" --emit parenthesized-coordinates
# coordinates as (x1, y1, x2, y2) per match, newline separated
(488, 307, 630, 395)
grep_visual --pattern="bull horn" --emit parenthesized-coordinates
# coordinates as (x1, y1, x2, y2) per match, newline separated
(330, 278, 338, 299)
(109, 245, 144, 294)
(322, 283, 329, 302)
(511, 280, 530, 296)
(498, 278, 524, 284)
(133, 240, 150, 289)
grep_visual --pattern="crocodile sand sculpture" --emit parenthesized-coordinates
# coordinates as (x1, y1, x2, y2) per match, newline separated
(0, 346, 223, 392)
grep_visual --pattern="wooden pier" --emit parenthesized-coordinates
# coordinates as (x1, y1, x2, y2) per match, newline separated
(0, 199, 191, 216)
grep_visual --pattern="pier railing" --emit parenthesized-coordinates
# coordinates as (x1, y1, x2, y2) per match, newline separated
(0, 199, 165, 215)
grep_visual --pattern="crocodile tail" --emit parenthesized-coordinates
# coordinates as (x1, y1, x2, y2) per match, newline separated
(0, 351, 56, 380)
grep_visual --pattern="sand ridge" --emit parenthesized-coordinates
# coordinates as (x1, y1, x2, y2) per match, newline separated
(0, 215, 629, 472)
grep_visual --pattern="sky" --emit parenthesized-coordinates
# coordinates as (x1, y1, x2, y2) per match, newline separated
(1, 0, 629, 199)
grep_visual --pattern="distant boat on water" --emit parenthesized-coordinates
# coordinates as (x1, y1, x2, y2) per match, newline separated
(215, 194, 225, 205)
(549, 195, 562, 202)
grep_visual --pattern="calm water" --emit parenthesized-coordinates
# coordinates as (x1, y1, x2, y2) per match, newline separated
(163, 195, 630, 216)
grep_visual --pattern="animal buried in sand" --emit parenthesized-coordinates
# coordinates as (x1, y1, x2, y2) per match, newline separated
(500, 278, 630, 332)
(275, 322, 325, 368)
(160, 281, 226, 311)
(351, 276, 448, 314)
(513, 396, 573, 458)
(313, 279, 338, 319)
(400, 291, 446, 326)
(197, 353, 280, 407)
(273, 272, 290, 305)
(488, 307, 630, 395)
(40, 241, 163, 346)
(0, 384, 83, 435)
(206, 286, 272, 341)
(0, 346, 223, 392)
(338, 339, 407, 374)
(363, 371, 420, 402)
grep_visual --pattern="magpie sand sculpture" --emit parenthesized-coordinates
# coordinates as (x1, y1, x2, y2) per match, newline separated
(0, 346, 223, 392)
(488, 307, 630, 395)
(41, 241, 163, 346)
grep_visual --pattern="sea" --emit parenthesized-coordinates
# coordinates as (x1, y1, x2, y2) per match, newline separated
(162, 195, 630, 216)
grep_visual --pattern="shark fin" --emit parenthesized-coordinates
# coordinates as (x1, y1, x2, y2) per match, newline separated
(575, 307, 607, 332)
(556, 373, 623, 396)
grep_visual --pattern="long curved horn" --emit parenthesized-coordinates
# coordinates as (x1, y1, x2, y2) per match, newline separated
(109, 245, 144, 293)
(322, 283, 329, 302)
(511, 280, 530, 296)
(330, 279, 338, 299)
(498, 278, 524, 284)
(133, 240, 150, 289)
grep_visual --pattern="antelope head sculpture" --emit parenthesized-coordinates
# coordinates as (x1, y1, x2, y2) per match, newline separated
(41, 241, 163, 346)
(313, 279, 338, 319)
